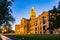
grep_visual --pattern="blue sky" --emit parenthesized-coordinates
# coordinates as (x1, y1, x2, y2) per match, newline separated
(11, 0, 60, 30)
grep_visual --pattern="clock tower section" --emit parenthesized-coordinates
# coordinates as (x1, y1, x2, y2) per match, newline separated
(30, 7, 36, 19)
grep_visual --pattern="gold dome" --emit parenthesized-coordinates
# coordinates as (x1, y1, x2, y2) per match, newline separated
(30, 7, 36, 19)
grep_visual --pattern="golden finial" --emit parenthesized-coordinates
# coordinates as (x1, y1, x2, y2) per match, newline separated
(32, 6, 34, 9)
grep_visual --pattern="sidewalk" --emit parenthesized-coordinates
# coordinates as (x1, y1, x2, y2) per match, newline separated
(0, 34, 12, 40)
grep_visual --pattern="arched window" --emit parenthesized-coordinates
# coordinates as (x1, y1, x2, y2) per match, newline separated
(43, 26, 46, 30)
(43, 16, 46, 24)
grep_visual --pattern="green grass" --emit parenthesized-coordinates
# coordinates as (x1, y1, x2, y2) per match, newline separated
(5, 34, 60, 40)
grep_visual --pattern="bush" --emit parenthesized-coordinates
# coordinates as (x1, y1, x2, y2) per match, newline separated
(5, 34, 60, 40)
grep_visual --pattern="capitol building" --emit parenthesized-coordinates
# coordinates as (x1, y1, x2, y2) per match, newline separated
(15, 7, 50, 34)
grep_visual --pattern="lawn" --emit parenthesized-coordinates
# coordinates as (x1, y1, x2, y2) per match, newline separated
(5, 34, 60, 40)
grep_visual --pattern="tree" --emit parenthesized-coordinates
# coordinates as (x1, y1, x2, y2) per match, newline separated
(57, 1, 60, 10)
(48, 1, 60, 31)
(0, 0, 15, 28)
(48, 6, 57, 30)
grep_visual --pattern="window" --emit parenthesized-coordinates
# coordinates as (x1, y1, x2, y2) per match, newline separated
(35, 22, 37, 26)
(40, 21, 41, 24)
(43, 19, 46, 24)
(43, 26, 46, 30)
(35, 28, 37, 31)
(40, 31, 42, 34)
(43, 17, 46, 24)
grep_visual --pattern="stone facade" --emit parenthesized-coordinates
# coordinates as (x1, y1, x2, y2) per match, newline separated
(37, 12, 49, 34)
(15, 7, 51, 34)
(15, 7, 49, 34)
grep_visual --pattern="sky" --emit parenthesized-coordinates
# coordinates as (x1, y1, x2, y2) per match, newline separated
(11, 0, 60, 30)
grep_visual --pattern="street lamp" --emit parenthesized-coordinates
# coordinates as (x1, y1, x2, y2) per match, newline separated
(4, 29, 6, 32)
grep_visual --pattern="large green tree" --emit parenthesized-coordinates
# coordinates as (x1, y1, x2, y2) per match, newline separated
(48, 6, 57, 30)
(48, 1, 60, 30)
(0, 0, 15, 29)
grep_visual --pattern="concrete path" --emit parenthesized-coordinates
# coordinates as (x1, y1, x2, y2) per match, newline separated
(0, 34, 24, 40)
(0, 34, 12, 40)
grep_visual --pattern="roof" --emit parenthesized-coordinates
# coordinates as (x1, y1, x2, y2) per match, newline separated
(22, 18, 30, 21)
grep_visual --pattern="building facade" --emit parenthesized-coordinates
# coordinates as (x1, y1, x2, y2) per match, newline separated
(15, 7, 50, 34)
(37, 12, 49, 34)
